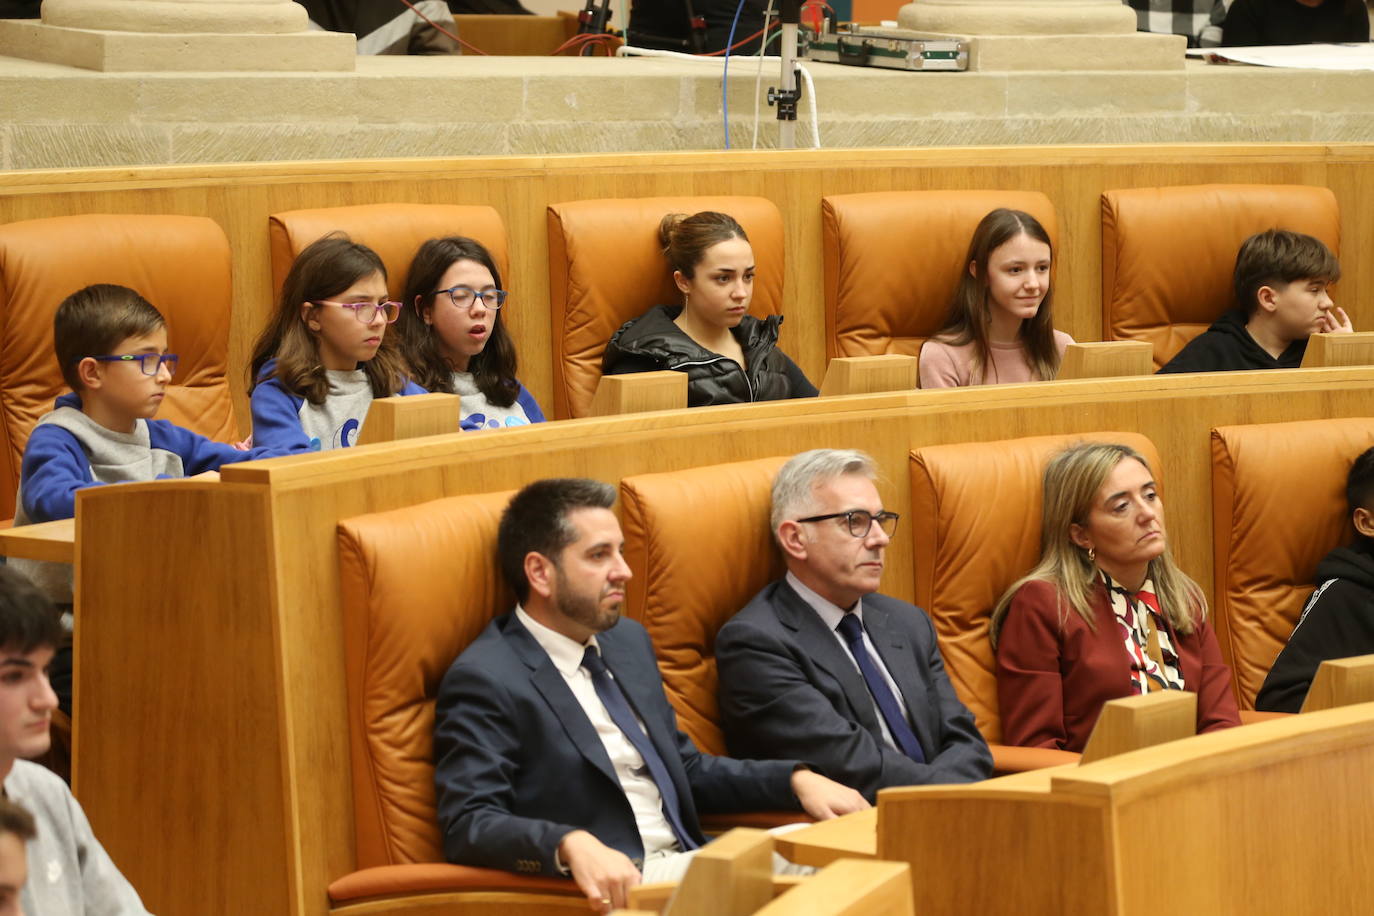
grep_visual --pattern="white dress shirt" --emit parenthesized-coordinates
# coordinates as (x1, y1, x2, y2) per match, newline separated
(785, 572, 913, 751)
(515, 606, 679, 859)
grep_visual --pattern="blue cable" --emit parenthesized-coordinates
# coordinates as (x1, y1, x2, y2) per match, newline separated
(722, 0, 749, 149)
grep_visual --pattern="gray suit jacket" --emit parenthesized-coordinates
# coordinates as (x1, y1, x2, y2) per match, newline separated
(716, 579, 991, 800)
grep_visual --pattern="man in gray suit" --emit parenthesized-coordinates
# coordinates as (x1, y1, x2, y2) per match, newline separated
(716, 450, 992, 801)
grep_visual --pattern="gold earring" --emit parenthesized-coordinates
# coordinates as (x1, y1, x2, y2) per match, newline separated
(1087, 547, 1096, 562)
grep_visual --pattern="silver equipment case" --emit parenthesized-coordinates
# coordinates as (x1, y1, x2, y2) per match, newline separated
(805, 27, 968, 71)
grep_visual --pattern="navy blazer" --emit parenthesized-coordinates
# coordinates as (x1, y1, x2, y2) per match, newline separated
(433, 612, 800, 875)
(716, 579, 992, 801)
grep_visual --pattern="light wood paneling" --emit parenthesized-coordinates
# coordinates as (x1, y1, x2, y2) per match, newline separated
(3, 145, 1372, 422)
(71, 366, 1374, 916)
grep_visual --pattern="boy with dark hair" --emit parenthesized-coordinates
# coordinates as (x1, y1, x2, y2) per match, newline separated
(1257, 446, 1374, 712)
(0, 566, 150, 913)
(12, 284, 281, 606)
(1158, 229, 1352, 374)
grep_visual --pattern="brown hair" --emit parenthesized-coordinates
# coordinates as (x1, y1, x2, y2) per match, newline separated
(397, 236, 520, 408)
(933, 209, 1061, 384)
(1234, 229, 1341, 317)
(659, 211, 749, 279)
(53, 284, 165, 392)
(248, 234, 411, 405)
(0, 798, 35, 842)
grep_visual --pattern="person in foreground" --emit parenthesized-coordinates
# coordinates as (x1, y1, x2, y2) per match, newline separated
(432, 478, 867, 913)
(0, 799, 35, 916)
(1158, 229, 1350, 374)
(1257, 446, 1374, 712)
(0, 566, 151, 914)
(602, 211, 817, 407)
(919, 208, 1073, 389)
(992, 443, 1241, 752)
(1222, 0, 1369, 47)
(716, 449, 991, 800)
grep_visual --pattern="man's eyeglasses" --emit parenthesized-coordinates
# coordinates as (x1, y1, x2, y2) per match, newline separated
(312, 300, 403, 324)
(433, 285, 508, 311)
(91, 353, 180, 378)
(796, 510, 900, 539)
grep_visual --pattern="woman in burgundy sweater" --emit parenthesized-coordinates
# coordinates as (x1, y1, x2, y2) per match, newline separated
(990, 443, 1241, 752)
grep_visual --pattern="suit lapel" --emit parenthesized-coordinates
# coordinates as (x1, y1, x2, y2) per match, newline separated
(502, 614, 621, 788)
(774, 581, 887, 737)
(862, 602, 934, 756)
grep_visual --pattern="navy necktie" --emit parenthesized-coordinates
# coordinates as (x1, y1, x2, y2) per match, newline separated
(835, 613, 926, 763)
(580, 647, 699, 851)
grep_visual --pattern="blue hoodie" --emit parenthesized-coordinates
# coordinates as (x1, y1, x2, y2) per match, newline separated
(250, 360, 428, 453)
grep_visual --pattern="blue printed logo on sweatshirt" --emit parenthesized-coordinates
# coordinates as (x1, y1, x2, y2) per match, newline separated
(335, 418, 361, 449)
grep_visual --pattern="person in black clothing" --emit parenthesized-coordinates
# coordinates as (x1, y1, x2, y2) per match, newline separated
(1158, 228, 1351, 374)
(602, 211, 817, 408)
(0, 0, 40, 16)
(628, 0, 771, 54)
(1222, 0, 1370, 46)
(1257, 446, 1374, 712)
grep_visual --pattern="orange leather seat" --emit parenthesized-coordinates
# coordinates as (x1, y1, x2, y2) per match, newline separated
(1101, 184, 1340, 368)
(547, 196, 785, 419)
(268, 203, 510, 302)
(619, 457, 807, 830)
(0, 213, 239, 521)
(1209, 418, 1374, 710)
(821, 190, 1057, 362)
(334, 490, 584, 909)
(909, 431, 1161, 770)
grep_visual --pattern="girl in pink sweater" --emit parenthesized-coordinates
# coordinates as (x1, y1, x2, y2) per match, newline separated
(919, 208, 1073, 388)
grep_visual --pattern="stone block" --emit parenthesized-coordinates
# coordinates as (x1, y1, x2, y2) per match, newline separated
(1006, 71, 1187, 116)
(0, 20, 355, 72)
(508, 120, 700, 154)
(523, 73, 683, 122)
(171, 121, 508, 163)
(0, 71, 140, 121)
(9, 123, 171, 169)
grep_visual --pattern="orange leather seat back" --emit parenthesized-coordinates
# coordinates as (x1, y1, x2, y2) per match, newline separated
(547, 196, 785, 419)
(1101, 184, 1340, 368)
(1210, 418, 1374, 709)
(0, 213, 238, 520)
(620, 457, 788, 755)
(909, 431, 1161, 743)
(268, 204, 510, 303)
(822, 190, 1058, 360)
(338, 490, 515, 867)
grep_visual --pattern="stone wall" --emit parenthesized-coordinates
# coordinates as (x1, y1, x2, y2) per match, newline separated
(2, 52, 1374, 170)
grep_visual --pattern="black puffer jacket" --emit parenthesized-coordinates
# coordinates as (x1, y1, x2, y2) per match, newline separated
(602, 305, 817, 407)
(1255, 539, 1374, 713)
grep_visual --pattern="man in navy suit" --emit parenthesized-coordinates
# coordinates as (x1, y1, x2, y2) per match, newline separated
(433, 478, 867, 913)
(716, 450, 992, 801)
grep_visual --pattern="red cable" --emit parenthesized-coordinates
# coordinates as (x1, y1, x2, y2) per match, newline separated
(551, 32, 621, 56)
(394, 0, 489, 55)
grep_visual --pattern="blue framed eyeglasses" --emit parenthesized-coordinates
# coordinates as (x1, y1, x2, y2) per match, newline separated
(91, 353, 179, 378)
(433, 286, 507, 310)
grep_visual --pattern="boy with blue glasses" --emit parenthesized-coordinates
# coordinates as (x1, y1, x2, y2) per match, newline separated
(10, 284, 283, 709)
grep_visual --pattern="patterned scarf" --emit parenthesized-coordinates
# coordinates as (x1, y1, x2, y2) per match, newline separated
(1103, 570, 1184, 694)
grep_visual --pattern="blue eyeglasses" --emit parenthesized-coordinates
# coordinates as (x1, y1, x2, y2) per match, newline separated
(433, 285, 508, 310)
(91, 353, 179, 378)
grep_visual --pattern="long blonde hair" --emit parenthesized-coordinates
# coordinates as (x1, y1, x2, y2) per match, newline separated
(989, 442, 1204, 648)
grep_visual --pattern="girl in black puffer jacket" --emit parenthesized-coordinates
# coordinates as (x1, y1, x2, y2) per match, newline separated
(602, 211, 816, 408)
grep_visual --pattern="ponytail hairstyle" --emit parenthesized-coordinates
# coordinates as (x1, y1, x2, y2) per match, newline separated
(248, 234, 411, 405)
(397, 236, 519, 408)
(933, 208, 1061, 384)
(659, 211, 750, 280)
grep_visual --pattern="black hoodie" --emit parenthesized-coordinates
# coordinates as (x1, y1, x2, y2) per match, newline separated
(1157, 308, 1306, 374)
(1255, 540, 1374, 713)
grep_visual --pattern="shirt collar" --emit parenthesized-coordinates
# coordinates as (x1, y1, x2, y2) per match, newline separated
(515, 604, 599, 677)
(786, 570, 864, 631)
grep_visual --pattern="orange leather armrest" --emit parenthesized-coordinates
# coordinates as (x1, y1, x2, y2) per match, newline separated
(1239, 709, 1292, 725)
(990, 743, 1081, 774)
(699, 810, 813, 834)
(327, 863, 581, 904)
